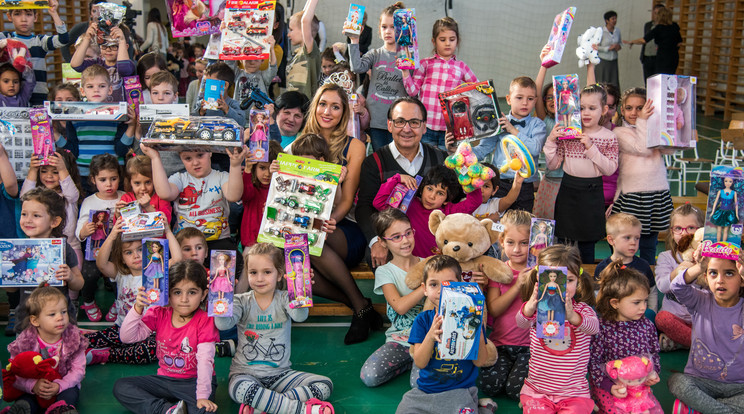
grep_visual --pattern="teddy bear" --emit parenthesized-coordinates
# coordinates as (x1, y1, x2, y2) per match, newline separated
(2, 351, 62, 408)
(576, 26, 603, 68)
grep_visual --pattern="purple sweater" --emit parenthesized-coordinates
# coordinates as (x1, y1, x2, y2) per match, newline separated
(0, 68, 35, 107)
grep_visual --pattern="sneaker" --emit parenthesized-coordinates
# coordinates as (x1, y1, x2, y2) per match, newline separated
(80, 302, 102, 322)
(166, 400, 186, 414)
(86, 348, 110, 365)
(659, 333, 680, 352)
(7, 400, 31, 414)
(673, 399, 700, 414)
(478, 398, 498, 413)
(216, 339, 236, 357)
(105, 303, 118, 322)
(5, 310, 15, 337)
(45, 401, 78, 414)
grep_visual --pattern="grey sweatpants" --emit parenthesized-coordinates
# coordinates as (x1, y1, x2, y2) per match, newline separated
(113, 374, 217, 414)
(396, 386, 491, 414)
(669, 373, 744, 414)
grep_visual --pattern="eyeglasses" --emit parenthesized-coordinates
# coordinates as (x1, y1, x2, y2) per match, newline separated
(391, 118, 423, 129)
(672, 225, 698, 235)
(101, 44, 119, 50)
(382, 228, 416, 243)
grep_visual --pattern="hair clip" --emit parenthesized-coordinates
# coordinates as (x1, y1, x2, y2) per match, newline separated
(620, 265, 627, 270)
(41, 282, 49, 287)
(579, 267, 584, 275)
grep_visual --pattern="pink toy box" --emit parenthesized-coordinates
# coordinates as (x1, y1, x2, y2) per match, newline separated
(541, 7, 576, 68)
(387, 175, 422, 213)
(248, 108, 270, 162)
(553, 74, 582, 138)
(208, 250, 236, 316)
(701, 166, 744, 260)
(284, 233, 313, 308)
(646, 74, 697, 149)
(29, 108, 54, 165)
(438, 282, 485, 360)
(165, 0, 220, 38)
(528, 218, 555, 267)
(85, 210, 111, 261)
(143, 238, 168, 306)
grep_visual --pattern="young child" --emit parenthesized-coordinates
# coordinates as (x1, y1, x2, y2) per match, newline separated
(285, 0, 321, 99)
(176, 227, 208, 268)
(185, 58, 206, 110)
(214, 243, 334, 413)
(395, 255, 492, 413)
(240, 140, 282, 248)
(348, 1, 407, 150)
(600, 82, 621, 210)
(473, 164, 523, 221)
(543, 84, 618, 264)
(667, 250, 744, 413)
(60, 65, 135, 178)
(115, 153, 172, 225)
(478, 210, 533, 401)
(0, 59, 35, 107)
(232, 36, 277, 113)
(76, 154, 124, 322)
(136, 51, 168, 104)
(0, 0, 67, 105)
(361, 209, 423, 388)
(471, 76, 547, 212)
(402, 17, 476, 150)
(194, 62, 246, 127)
(590, 260, 662, 413)
(517, 245, 598, 413)
(6, 287, 87, 413)
(48, 83, 81, 147)
(373, 165, 482, 258)
(149, 71, 179, 105)
(655, 204, 704, 351)
(113, 260, 220, 414)
(594, 213, 657, 313)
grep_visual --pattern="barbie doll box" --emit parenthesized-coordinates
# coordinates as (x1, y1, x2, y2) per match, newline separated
(284, 233, 313, 309)
(0, 238, 64, 287)
(552, 74, 581, 138)
(393, 8, 418, 70)
(646, 74, 697, 149)
(142, 238, 169, 306)
(542, 7, 576, 68)
(536, 265, 568, 339)
(85, 210, 111, 261)
(208, 250, 236, 317)
(701, 165, 744, 260)
(29, 108, 54, 166)
(44, 101, 128, 121)
(120, 202, 166, 241)
(439, 80, 503, 142)
(438, 282, 485, 360)
(247, 108, 270, 162)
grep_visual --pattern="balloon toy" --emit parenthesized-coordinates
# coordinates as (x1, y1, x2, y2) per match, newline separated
(499, 135, 536, 178)
(444, 142, 495, 193)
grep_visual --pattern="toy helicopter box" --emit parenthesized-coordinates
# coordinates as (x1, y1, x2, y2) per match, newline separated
(552, 74, 582, 138)
(0, 238, 64, 287)
(438, 281, 485, 360)
(142, 238, 169, 306)
(44, 101, 128, 121)
(219, 0, 275, 61)
(284, 233, 313, 308)
(120, 202, 166, 241)
(208, 250, 236, 316)
(203, 79, 226, 111)
(701, 166, 744, 261)
(165, 0, 220, 38)
(29, 108, 54, 165)
(387, 175, 422, 213)
(257, 153, 342, 256)
(85, 210, 111, 261)
(646, 74, 697, 149)
(247, 108, 270, 162)
(393, 8, 418, 70)
(536, 265, 568, 339)
(439, 80, 503, 142)
(143, 116, 244, 152)
(123, 76, 142, 118)
(342, 3, 365, 36)
(139, 104, 190, 123)
(542, 7, 576, 68)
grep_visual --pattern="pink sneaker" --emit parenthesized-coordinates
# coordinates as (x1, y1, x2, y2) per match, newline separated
(673, 399, 700, 414)
(80, 302, 102, 322)
(105, 303, 118, 322)
(86, 348, 110, 365)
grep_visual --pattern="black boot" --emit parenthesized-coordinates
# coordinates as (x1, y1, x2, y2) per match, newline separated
(344, 308, 370, 345)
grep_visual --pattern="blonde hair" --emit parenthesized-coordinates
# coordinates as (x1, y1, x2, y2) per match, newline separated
(656, 7, 673, 25)
(302, 83, 351, 165)
(606, 212, 641, 236)
(23, 286, 67, 330)
(520, 245, 596, 307)
(80, 64, 111, 86)
(596, 259, 650, 321)
(499, 210, 534, 248)
(243, 243, 286, 289)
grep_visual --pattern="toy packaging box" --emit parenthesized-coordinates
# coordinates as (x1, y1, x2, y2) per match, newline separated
(142, 238, 169, 306)
(536, 265, 568, 339)
(29, 108, 54, 166)
(120, 202, 166, 241)
(257, 153, 342, 256)
(219, 0, 275, 61)
(139, 104, 190, 123)
(438, 282, 485, 360)
(165, 0, 220, 38)
(394, 8, 418, 70)
(143, 116, 243, 152)
(248, 108, 270, 162)
(85, 210, 111, 261)
(342, 4, 365, 36)
(542, 7, 576, 68)
(123, 76, 143, 118)
(701, 166, 744, 260)
(528, 218, 555, 267)
(284, 233, 313, 308)
(203, 79, 226, 111)
(96, 2, 126, 45)
(646, 74, 697, 149)
(439, 80, 503, 142)
(44, 101, 128, 121)
(0, 0, 48, 9)
(208, 250, 236, 316)
(347, 93, 362, 142)
(387, 175, 422, 213)
(0, 239, 64, 287)
(553, 74, 582, 138)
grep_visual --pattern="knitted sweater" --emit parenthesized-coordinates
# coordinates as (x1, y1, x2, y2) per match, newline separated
(614, 119, 676, 195)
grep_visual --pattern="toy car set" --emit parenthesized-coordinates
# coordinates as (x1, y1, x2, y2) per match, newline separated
(219, 0, 276, 60)
(138, 104, 190, 123)
(143, 116, 243, 152)
(439, 80, 503, 142)
(119, 201, 167, 241)
(44, 101, 128, 121)
(438, 282, 485, 360)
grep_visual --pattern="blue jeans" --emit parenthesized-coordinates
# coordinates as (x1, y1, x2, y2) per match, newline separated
(639, 232, 659, 265)
(369, 128, 393, 151)
(422, 128, 446, 150)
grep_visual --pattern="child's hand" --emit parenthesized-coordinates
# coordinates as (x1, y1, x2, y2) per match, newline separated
(546, 123, 562, 143)
(138, 193, 152, 209)
(523, 282, 539, 317)
(399, 174, 418, 190)
(339, 166, 348, 184)
(197, 399, 218, 412)
(469, 263, 488, 288)
(513, 172, 525, 187)
(55, 264, 71, 283)
(265, 103, 275, 120)
(109, 219, 125, 236)
(139, 143, 160, 160)
(33, 378, 59, 399)
(565, 290, 581, 326)
(227, 145, 248, 168)
(47, 0, 59, 15)
(134, 286, 152, 314)
(29, 155, 40, 170)
(610, 383, 628, 399)
(216, 98, 229, 115)
(578, 134, 593, 151)
(539, 44, 551, 61)
(499, 114, 518, 135)
(321, 218, 336, 234)
(269, 159, 280, 174)
(85, 23, 98, 40)
(198, 101, 207, 116)
(266, 36, 276, 47)
(80, 221, 96, 239)
(645, 371, 660, 386)
(125, 105, 137, 125)
(639, 99, 655, 120)
(110, 27, 125, 44)
(49, 152, 68, 175)
(426, 314, 444, 343)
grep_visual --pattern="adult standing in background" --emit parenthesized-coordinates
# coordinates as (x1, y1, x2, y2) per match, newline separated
(639, 4, 666, 80)
(139, 8, 169, 57)
(594, 11, 622, 88)
(625, 7, 683, 75)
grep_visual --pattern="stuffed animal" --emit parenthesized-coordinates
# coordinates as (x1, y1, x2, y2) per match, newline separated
(677, 227, 708, 288)
(605, 355, 658, 414)
(576, 26, 602, 68)
(0, 39, 31, 75)
(2, 351, 62, 408)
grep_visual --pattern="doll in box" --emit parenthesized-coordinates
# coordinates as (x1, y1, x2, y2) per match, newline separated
(90, 211, 109, 251)
(209, 252, 233, 300)
(143, 240, 165, 290)
(675, 87, 686, 134)
(710, 171, 742, 242)
(530, 220, 551, 257)
(555, 76, 579, 131)
(537, 269, 565, 323)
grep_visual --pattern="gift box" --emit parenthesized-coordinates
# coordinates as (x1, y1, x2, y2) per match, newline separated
(124, 76, 142, 118)
(439, 80, 503, 142)
(203, 79, 226, 111)
(536, 266, 568, 339)
(0, 239, 64, 287)
(701, 166, 744, 260)
(394, 8, 418, 70)
(285, 233, 313, 308)
(248, 108, 270, 162)
(553, 74, 582, 137)
(342, 4, 365, 36)
(646, 74, 697, 149)
(85, 210, 111, 261)
(542, 7, 576, 68)
(142, 116, 243, 152)
(528, 219, 555, 267)
(165, 0, 220, 38)
(208, 250, 236, 316)
(438, 282, 485, 360)
(29, 108, 54, 165)
(219, 0, 275, 60)
(387, 175, 422, 213)
(142, 238, 168, 306)
(45, 101, 128, 121)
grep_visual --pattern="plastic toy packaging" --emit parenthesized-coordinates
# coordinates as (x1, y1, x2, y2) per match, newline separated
(85, 210, 111, 261)
(444, 142, 496, 193)
(284, 233, 313, 308)
(347, 93, 362, 142)
(123, 76, 142, 118)
(208, 250, 236, 316)
(439, 80, 503, 143)
(165, 0, 220, 38)
(44, 101, 128, 121)
(393, 8, 418, 70)
(605, 355, 659, 413)
(119, 201, 166, 241)
(528, 218, 555, 267)
(701, 166, 744, 260)
(646, 74, 697, 149)
(257, 153, 342, 256)
(552, 74, 582, 137)
(0, 239, 64, 287)
(203, 78, 226, 111)
(499, 135, 537, 179)
(96, 2, 126, 45)
(29, 108, 54, 166)
(0, 0, 49, 9)
(387, 175, 422, 213)
(438, 281, 484, 360)
(142, 238, 169, 306)
(536, 265, 567, 339)
(342, 3, 365, 36)
(541, 7, 576, 68)
(143, 116, 243, 152)
(138, 104, 190, 123)
(248, 108, 270, 162)
(219, 0, 275, 61)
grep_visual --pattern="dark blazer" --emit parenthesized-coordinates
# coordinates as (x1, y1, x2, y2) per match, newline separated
(640, 20, 654, 62)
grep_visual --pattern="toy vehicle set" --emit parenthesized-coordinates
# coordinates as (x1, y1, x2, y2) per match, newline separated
(143, 116, 243, 152)
(285, 233, 313, 308)
(438, 282, 485, 360)
(219, 0, 276, 60)
(0, 0, 48, 9)
(439, 80, 503, 143)
(44, 101, 128, 121)
(138, 104, 190, 123)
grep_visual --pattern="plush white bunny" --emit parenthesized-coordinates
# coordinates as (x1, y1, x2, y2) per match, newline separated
(576, 26, 603, 68)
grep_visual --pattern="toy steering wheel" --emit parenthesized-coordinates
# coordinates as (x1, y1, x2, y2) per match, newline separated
(499, 135, 536, 178)
(472, 104, 499, 132)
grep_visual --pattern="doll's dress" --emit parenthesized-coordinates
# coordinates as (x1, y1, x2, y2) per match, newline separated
(211, 268, 233, 293)
(91, 222, 107, 241)
(711, 190, 738, 227)
(614, 384, 655, 413)
(557, 90, 576, 115)
(144, 256, 164, 280)
(530, 235, 548, 256)
(251, 123, 266, 143)
(538, 285, 564, 321)
(395, 16, 413, 47)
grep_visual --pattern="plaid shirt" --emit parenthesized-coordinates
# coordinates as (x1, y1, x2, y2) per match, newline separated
(403, 54, 477, 131)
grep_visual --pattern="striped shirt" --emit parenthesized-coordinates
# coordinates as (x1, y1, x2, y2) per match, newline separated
(0, 24, 69, 106)
(516, 301, 599, 399)
(61, 120, 133, 176)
